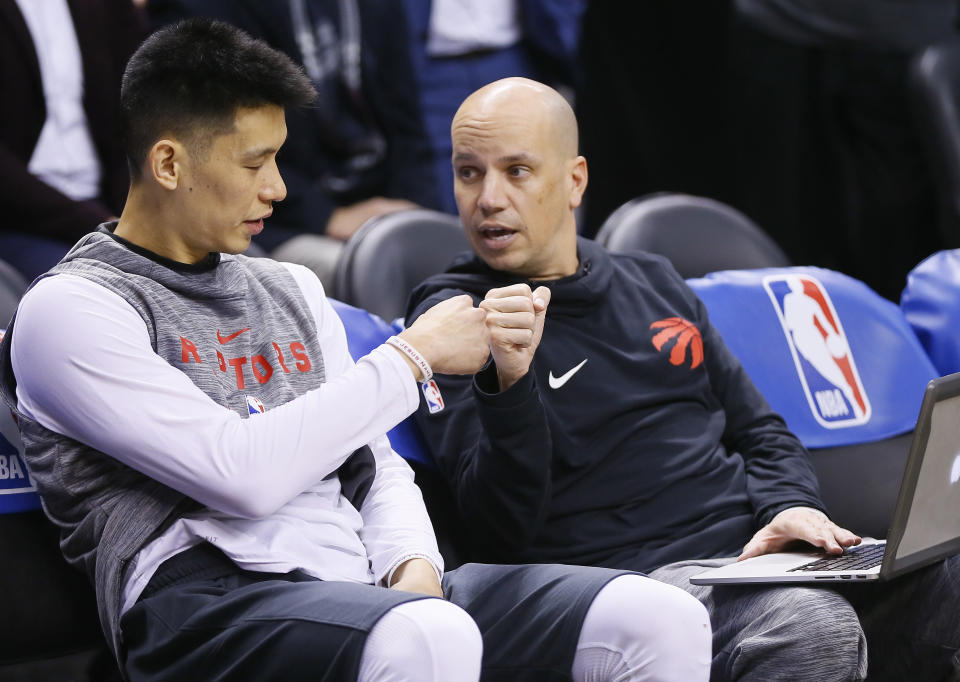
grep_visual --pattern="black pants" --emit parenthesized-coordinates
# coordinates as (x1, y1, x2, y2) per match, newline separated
(121, 544, 628, 681)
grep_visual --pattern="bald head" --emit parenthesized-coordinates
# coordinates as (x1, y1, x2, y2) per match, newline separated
(453, 78, 579, 160)
(449, 78, 588, 280)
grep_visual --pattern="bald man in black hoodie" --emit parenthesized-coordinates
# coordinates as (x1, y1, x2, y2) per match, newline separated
(407, 77, 960, 682)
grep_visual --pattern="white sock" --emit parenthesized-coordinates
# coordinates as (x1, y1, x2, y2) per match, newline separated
(571, 574, 712, 682)
(357, 597, 482, 681)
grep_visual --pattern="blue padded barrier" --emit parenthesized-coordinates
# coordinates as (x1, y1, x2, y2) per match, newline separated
(901, 249, 960, 377)
(0, 431, 38, 514)
(329, 299, 434, 467)
(0, 329, 40, 514)
(687, 267, 938, 450)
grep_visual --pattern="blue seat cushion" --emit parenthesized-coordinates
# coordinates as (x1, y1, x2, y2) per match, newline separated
(329, 299, 433, 467)
(688, 267, 937, 449)
(901, 249, 960, 377)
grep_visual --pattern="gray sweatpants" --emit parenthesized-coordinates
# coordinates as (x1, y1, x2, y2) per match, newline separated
(651, 555, 960, 682)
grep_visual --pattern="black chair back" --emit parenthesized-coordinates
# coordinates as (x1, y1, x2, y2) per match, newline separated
(0, 258, 27, 329)
(332, 209, 469, 322)
(910, 41, 960, 246)
(596, 193, 790, 278)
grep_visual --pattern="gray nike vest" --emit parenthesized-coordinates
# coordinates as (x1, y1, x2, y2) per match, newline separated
(0, 227, 370, 667)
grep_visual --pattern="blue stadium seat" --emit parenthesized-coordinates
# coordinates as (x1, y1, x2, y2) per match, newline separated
(900, 249, 960, 377)
(329, 298, 434, 468)
(687, 267, 938, 539)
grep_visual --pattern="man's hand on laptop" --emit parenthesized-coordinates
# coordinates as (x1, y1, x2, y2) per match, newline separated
(737, 507, 862, 561)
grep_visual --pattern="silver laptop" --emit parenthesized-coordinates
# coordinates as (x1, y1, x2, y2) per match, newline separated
(691, 371, 960, 585)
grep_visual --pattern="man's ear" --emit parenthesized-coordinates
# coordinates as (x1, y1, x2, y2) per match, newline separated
(147, 139, 183, 190)
(568, 155, 588, 210)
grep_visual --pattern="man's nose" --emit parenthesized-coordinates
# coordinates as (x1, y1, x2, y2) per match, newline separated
(477, 173, 507, 215)
(261, 163, 287, 203)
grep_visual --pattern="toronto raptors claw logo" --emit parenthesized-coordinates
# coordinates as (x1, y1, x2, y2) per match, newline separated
(650, 317, 703, 369)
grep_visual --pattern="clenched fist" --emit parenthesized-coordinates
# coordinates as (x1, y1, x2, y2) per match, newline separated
(398, 295, 490, 377)
(480, 283, 551, 391)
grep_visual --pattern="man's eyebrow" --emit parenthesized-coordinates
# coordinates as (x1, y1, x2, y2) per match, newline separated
(239, 146, 278, 161)
(452, 152, 538, 164)
(499, 153, 537, 165)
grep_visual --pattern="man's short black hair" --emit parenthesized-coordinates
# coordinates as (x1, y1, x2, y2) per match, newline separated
(121, 18, 317, 178)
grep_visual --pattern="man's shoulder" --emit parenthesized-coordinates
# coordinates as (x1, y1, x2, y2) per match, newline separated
(592, 248, 688, 300)
(406, 282, 482, 325)
(405, 262, 505, 322)
(608, 248, 681, 279)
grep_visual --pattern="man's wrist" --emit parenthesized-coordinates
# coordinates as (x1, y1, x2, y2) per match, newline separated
(475, 359, 536, 403)
(385, 335, 432, 383)
(496, 365, 527, 392)
(389, 346, 425, 382)
(386, 554, 442, 587)
(771, 505, 828, 524)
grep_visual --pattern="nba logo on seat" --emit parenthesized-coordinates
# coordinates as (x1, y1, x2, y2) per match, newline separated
(0, 428, 40, 514)
(0, 438, 33, 488)
(422, 380, 444, 414)
(763, 274, 871, 428)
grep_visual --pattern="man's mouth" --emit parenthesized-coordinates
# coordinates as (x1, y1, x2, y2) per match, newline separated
(244, 212, 271, 235)
(478, 224, 518, 247)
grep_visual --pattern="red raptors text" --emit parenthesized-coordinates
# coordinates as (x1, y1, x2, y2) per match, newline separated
(179, 336, 312, 390)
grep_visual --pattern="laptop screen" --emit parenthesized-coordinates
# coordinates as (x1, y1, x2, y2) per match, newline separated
(897, 394, 960, 558)
(886, 374, 960, 578)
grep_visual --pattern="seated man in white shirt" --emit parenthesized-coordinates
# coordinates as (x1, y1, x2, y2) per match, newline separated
(0, 18, 710, 682)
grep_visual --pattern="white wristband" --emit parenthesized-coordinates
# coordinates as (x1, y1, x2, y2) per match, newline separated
(385, 335, 433, 383)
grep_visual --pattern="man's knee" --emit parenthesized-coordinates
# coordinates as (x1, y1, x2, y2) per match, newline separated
(573, 574, 712, 681)
(724, 587, 866, 682)
(358, 598, 482, 682)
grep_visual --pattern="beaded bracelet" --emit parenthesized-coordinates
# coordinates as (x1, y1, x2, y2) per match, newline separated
(385, 335, 433, 383)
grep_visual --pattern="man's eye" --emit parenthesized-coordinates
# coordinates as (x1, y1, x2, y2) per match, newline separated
(508, 166, 529, 177)
(246, 165, 264, 171)
(458, 167, 477, 180)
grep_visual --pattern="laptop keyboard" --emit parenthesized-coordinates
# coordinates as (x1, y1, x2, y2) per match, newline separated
(787, 542, 886, 572)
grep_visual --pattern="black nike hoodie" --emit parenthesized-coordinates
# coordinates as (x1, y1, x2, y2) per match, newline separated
(405, 237, 825, 572)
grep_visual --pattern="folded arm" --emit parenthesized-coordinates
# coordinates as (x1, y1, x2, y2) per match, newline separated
(410, 288, 555, 555)
(11, 270, 420, 518)
(359, 432, 444, 594)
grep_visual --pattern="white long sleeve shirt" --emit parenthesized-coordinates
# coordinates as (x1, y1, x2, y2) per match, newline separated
(10, 263, 442, 613)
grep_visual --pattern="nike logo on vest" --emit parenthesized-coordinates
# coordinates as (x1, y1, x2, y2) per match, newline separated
(217, 328, 251, 344)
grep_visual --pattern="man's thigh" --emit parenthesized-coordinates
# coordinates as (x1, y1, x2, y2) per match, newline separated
(443, 562, 629, 682)
(121, 574, 425, 682)
(839, 554, 960, 682)
(651, 558, 867, 682)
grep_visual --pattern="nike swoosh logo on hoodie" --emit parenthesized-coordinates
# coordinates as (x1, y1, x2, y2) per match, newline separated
(548, 359, 588, 389)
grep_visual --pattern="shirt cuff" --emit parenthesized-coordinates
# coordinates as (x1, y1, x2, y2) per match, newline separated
(383, 552, 444, 587)
(370, 344, 421, 413)
(473, 358, 537, 406)
(760, 501, 830, 527)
